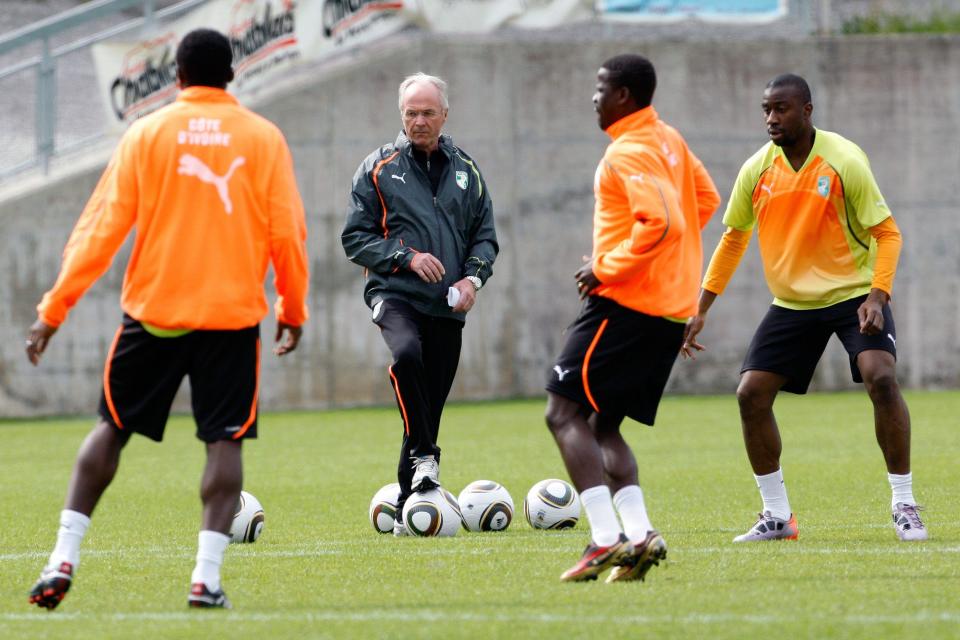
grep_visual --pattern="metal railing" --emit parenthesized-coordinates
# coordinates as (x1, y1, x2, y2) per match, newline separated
(0, 0, 207, 179)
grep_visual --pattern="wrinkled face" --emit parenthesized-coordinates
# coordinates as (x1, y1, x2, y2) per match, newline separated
(762, 85, 812, 147)
(592, 67, 623, 131)
(401, 81, 448, 152)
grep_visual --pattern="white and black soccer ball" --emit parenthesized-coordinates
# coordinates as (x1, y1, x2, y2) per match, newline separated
(440, 488, 466, 534)
(368, 482, 402, 534)
(229, 490, 265, 543)
(458, 480, 514, 532)
(402, 488, 461, 537)
(523, 479, 580, 530)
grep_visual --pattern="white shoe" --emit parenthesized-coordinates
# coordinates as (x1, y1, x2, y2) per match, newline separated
(892, 503, 928, 541)
(732, 511, 799, 542)
(410, 455, 439, 492)
(393, 519, 410, 537)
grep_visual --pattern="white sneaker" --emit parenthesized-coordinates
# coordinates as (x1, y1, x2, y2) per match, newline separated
(732, 511, 799, 542)
(410, 455, 439, 492)
(892, 503, 928, 541)
(393, 519, 409, 537)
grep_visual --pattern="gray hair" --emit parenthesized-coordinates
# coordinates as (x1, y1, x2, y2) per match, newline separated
(398, 73, 449, 112)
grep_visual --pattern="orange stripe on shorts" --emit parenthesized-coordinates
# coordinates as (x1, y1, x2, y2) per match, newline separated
(233, 338, 261, 440)
(582, 318, 609, 414)
(102, 325, 125, 429)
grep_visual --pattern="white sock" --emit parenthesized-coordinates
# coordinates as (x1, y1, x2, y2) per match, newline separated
(888, 472, 916, 509)
(579, 485, 623, 547)
(613, 485, 652, 543)
(190, 530, 230, 592)
(49, 509, 90, 569)
(756, 468, 791, 521)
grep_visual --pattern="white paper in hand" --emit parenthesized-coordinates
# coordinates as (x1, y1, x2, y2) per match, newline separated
(447, 286, 461, 308)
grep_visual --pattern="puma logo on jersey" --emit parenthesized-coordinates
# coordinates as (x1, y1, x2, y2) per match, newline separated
(553, 365, 570, 381)
(887, 333, 896, 347)
(177, 154, 246, 214)
(760, 184, 773, 195)
(391, 173, 407, 184)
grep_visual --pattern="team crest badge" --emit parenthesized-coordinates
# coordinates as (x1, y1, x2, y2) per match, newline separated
(455, 171, 468, 190)
(817, 176, 830, 198)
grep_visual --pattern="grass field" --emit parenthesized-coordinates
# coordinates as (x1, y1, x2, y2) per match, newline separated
(1, 392, 959, 639)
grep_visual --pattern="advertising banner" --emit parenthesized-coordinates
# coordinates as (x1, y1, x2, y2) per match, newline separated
(298, 0, 407, 60)
(93, 0, 787, 130)
(597, 0, 787, 23)
(92, 0, 408, 129)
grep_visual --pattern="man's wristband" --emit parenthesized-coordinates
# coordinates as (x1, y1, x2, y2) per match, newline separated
(466, 276, 482, 291)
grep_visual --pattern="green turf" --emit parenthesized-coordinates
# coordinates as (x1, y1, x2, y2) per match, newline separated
(1, 392, 959, 639)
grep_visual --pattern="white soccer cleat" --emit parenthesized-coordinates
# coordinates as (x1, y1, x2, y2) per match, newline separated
(733, 511, 799, 542)
(410, 455, 440, 492)
(892, 503, 928, 541)
(393, 518, 410, 537)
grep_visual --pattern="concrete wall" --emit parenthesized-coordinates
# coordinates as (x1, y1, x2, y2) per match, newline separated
(2, 33, 959, 417)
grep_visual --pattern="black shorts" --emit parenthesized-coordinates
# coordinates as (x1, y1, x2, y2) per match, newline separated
(545, 296, 684, 425)
(98, 314, 261, 442)
(742, 294, 897, 394)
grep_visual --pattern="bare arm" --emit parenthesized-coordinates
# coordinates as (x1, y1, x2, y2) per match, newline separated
(681, 289, 718, 360)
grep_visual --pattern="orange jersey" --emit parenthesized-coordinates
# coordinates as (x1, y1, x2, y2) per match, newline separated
(591, 107, 720, 318)
(38, 87, 309, 329)
(711, 129, 897, 309)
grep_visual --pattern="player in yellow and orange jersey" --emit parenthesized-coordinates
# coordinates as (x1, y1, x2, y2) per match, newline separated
(682, 74, 926, 543)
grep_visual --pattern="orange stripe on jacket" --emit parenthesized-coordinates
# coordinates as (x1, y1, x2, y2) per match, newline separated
(582, 319, 609, 413)
(372, 151, 401, 238)
(233, 337, 261, 440)
(388, 365, 411, 435)
(102, 325, 125, 429)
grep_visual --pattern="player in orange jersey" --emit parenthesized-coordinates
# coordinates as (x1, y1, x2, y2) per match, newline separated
(682, 74, 926, 543)
(25, 29, 309, 610)
(546, 54, 720, 582)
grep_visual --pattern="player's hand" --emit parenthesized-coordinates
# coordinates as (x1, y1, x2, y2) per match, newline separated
(25, 320, 57, 366)
(274, 322, 302, 356)
(574, 260, 601, 300)
(409, 252, 445, 283)
(451, 278, 477, 313)
(681, 315, 707, 360)
(857, 289, 888, 335)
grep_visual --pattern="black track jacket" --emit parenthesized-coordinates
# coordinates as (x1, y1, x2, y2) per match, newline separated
(342, 131, 498, 320)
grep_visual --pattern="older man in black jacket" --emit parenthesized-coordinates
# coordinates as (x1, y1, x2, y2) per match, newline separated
(342, 72, 498, 535)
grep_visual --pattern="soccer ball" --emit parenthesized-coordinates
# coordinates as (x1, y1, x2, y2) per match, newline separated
(523, 479, 580, 530)
(458, 480, 514, 532)
(369, 483, 402, 534)
(402, 488, 461, 537)
(229, 490, 265, 543)
(440, 488, 466, 534)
